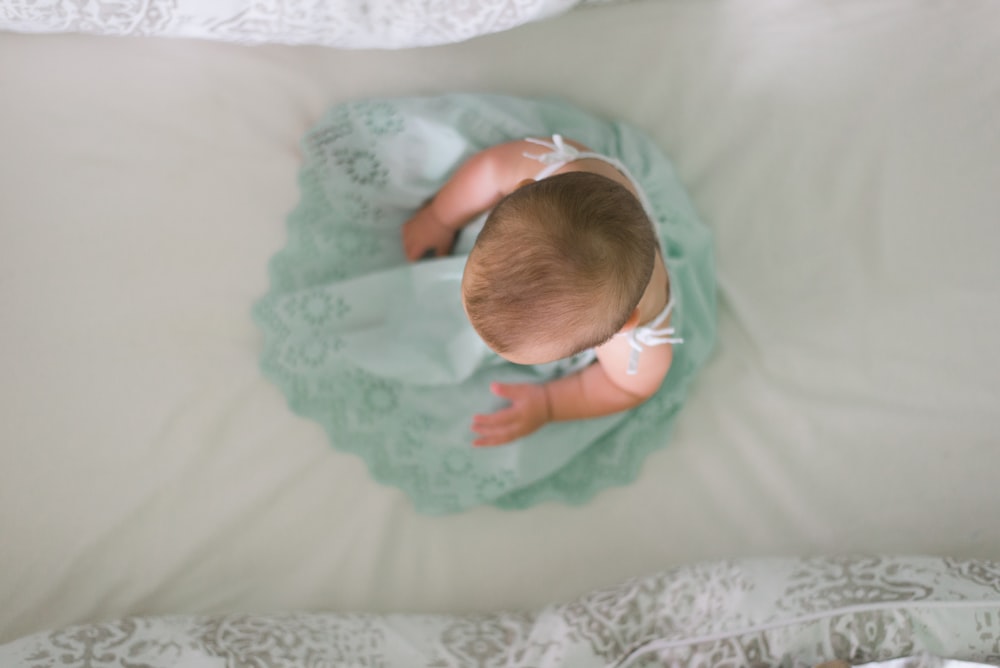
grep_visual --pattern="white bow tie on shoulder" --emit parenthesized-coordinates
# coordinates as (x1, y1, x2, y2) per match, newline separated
(622, 294, 683, 375)
(523, 134, 580, 165)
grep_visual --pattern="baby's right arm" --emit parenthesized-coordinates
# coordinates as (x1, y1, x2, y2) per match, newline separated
(401, 139, 583, 261)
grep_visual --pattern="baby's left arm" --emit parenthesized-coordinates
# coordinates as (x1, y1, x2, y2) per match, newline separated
(471, 340, 672, 447)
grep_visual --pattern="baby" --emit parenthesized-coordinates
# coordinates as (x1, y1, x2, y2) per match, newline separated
(402, 136, 679, 447)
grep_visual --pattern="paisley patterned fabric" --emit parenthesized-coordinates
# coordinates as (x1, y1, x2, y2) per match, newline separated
(0, 0, 592, 49)
(251, 94, 717, 514)
(2, 556, 999, 667)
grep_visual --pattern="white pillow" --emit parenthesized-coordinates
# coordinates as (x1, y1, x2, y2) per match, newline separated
(2, 556, 998, 667)
(0, 0, 587, 48)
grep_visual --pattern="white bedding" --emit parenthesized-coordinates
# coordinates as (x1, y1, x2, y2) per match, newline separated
(4, 556, 1000, 667)
(1, 0, 999, 643)
(0, 0, 583, 48)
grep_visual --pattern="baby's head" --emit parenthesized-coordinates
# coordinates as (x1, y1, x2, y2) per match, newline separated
(462, 172, 658, 364)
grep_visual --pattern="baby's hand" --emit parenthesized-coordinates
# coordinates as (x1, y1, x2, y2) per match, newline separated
(471, 382, 551, 447)
(401, 202, 456, 261)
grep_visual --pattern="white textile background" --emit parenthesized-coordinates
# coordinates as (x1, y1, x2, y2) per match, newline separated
(0, 0, 583, 48)
(1, 0, 998, 643)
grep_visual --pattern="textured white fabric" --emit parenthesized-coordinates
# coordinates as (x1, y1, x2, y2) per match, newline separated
(0, 0, 583, 48)
(2, 557, 1000, 667)
(1, 0, 999, 645)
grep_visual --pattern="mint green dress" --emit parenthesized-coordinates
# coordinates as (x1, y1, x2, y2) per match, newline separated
(253, 94, 716, 514)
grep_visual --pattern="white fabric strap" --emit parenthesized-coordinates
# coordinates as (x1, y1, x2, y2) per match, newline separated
(526, 133, 634, 182)
(524, 134, 658, 225)
(623, 293, 682, 375)
(523, 134, 582, 180)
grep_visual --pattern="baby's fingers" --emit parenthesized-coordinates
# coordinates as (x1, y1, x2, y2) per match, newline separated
(471, 408, 517, 429)
(473, 435, 515, 447)
(472, 424, 519, 447)
(407, 245, 437, 262)
(490, 382, 532, 401)
(401, 232, 422, 262)
(471, 411, 523, 447)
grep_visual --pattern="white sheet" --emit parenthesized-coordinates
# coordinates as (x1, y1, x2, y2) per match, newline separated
(2, 0, 999, 643)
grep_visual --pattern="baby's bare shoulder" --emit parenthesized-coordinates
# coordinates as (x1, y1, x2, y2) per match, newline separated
(594, 334, 673, 399)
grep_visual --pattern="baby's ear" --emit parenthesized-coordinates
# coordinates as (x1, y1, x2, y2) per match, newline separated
(617, 308, 641, 333)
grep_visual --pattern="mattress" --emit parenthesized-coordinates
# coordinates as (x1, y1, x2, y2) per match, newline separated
(1, 0, 999, 643)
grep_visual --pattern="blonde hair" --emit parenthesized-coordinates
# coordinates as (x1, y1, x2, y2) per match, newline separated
(462, 171, 658, 358)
